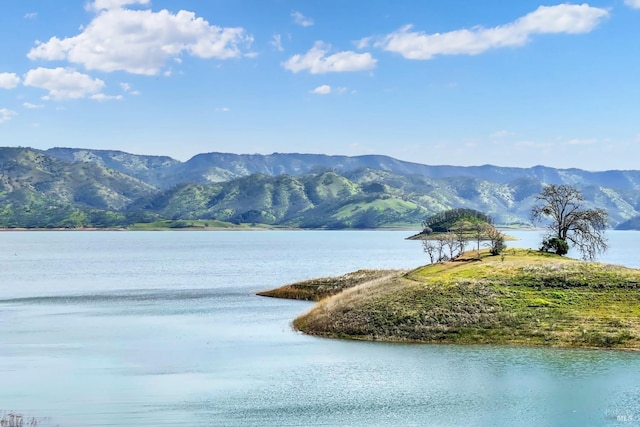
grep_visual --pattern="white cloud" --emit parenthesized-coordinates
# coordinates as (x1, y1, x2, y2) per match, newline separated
(0, 108, 17, 123)
(23, 67, 105, 100)
(271, 34, 284, 51)
(120, 83, 141, 95)
(377, 4, 609, 60)
(283, 42, 377, 74)
(292, 11, 314, 27)
(625, 0, 640, 9)
(215, 107, 230, 112)
(28, 7, 252, 75)
(0, 73, 20, 89)
(311, 85, 331, 95)
(23, 102, 44, 109)
(356, 37, 372, 49)
(88, 0, 150, 12)
(91, 93, 124, 101)
(24, 12, 38, 19)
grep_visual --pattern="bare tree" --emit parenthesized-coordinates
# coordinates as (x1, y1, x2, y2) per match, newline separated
(452, 222, 468, 256)
(434, 234, 449, 262)
(531, 184, 608, 260)
(485, 225, 506, 255)
(472, 221, 487, 258)
(423, 232, 463, 264)
(422, 240, 438, 264)
(442, 232, 459, 260)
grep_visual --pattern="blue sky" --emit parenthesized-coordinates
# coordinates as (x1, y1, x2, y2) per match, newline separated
(1, 0, 639, 170)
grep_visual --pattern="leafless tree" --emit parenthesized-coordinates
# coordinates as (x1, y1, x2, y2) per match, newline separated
(422, 240, 437, 264)
(531, 184, 608, 260)
(442, 232, 459, 260)
(472, 221, 487, 258)
(434, 234, 449, 262)
(452, 222, 468, 255)
(485, 225, 506, 255)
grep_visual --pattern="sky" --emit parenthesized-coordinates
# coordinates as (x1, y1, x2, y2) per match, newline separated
(1, 0, 640, 170)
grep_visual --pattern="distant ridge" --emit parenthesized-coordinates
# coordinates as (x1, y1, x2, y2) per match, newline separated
(44, 147, 640, 191)
(0, 146, 638, 229)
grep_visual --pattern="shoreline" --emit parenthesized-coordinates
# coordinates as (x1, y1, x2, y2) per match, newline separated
(0, 225, 540, 232)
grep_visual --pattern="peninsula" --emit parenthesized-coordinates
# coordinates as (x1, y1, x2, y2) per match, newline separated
(260, 249, 640, 349)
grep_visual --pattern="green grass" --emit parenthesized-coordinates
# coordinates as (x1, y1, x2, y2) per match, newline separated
(270, 249, 640, 349)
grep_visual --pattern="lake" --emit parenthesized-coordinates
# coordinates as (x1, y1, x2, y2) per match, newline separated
(0, 230, 639, 426)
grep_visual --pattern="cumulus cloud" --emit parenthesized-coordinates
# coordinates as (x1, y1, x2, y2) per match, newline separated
(292, 11, 314, 27)
(23, 67, 105, 100)
(24, 12, 37, 19)
(311, 85, 331, 95)
(377, 4, 609, 60)
(0, 73, 20, 89)
(23, 102, 44, 109)
(283, 42, 376, 74)
(0, 108, 17, 123)
(27, 7, 252, 75)
(625, 0, 640, 8)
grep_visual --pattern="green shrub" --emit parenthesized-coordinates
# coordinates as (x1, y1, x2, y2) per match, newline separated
(541, 238, 569, 256)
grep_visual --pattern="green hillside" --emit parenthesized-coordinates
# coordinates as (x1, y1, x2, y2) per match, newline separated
(134, 171, 429, 228)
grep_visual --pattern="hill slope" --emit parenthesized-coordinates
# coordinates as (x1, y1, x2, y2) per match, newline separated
(132, 171, 429, 228)
(45, 147, 180, 189)
(0, 147, 159, 227)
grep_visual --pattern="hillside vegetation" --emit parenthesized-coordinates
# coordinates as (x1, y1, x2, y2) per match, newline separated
(265, 250, 640, 349)
(2, 146, 640, 229)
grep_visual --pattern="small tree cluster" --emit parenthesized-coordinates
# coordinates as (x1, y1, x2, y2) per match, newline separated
(422, 224, 506, 264)
(422, 232, 469, 264)
(421, 208, 493, 233)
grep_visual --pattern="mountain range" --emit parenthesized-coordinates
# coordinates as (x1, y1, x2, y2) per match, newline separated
(1, 146, 640, 229)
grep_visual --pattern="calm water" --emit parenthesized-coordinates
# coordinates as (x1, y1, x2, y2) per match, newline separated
(1, 230, 639, 426)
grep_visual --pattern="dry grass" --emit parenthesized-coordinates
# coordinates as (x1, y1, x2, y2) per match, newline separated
(257, 269, 405, 301)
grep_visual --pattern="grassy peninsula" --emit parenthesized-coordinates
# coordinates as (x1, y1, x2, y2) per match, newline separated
(261, 249, 640, 349)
